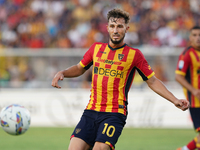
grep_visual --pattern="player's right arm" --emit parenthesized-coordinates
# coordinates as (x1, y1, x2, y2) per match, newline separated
(52, 43, 96, 89)
(51, 63, 86, 88)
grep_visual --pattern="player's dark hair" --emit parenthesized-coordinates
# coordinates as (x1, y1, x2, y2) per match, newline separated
(107, 8, 130, 24)
(190, 26, 200, 31)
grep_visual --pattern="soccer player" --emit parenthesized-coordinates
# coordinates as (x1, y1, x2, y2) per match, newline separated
(52, 8, 189, 150)
(175, 26, 200, 150)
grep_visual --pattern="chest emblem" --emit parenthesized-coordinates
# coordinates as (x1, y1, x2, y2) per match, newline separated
(118, 54, 124, 61)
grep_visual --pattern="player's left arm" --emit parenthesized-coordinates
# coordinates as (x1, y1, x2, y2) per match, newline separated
(146, 75, 189, 111)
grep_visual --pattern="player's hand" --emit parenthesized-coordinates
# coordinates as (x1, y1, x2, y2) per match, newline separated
(51, 71, 64, 89)
(174, 99, 190, 111)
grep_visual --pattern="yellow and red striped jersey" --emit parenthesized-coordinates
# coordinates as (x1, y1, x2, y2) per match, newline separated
(175, 46, 200, 108)
(80, 42, 155, 115)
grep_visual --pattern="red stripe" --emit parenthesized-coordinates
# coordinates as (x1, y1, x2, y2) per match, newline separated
(106, 48, 118, 112)
(70, 135, 75, 140)
(100, 76, 109, 112)
(95, 62, 100, 67)
(121, 46, 129, 62)
(91, 62, 100, 110)
(124, 103, 127, 116)
(109, 143, 115, 150)
(192, 48, 199, 61)
(198, 67, 200, 107)
(196, 127, 200, 132)
(96, 44, 107, 57)
(191, 65, 195, 107)
(117, 66, 124, 70)
(91, 74, 98, 110)
(112, 78, 120, 113)
(100, 65, 111, 111)
(105, 64, 111, 68)
(107, 49, 116, 60)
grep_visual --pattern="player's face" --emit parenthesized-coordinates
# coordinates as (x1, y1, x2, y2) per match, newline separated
(107, 17, 129, 46)
(190, 29, 200, 48)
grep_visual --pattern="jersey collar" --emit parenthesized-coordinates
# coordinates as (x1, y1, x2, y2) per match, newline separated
(108, 43, 127, 51)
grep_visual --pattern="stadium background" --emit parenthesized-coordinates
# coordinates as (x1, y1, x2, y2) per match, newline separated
(0, 0, 199, 128)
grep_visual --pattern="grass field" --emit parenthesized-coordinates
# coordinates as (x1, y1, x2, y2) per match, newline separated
(0, 127, 195, 150)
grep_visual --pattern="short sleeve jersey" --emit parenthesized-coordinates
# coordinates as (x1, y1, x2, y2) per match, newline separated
(80, 42, 155, 115)
(175, 46, 200, 108)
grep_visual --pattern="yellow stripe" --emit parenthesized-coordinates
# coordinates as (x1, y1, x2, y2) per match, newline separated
(118, 49, 136, 114)
(194, 137, 198, 142)
(79, 61, 85, 68)
(105, 141, 114, 149)
(183, 88, 187, 99)
(175, 70, 186, 76)
(190, 52, 200, 107)
(147, 72, 155, 79)
(105, 141, 111, 145)
(196, 143, 200, 148)
(87, 44, 102, 110)
(196, 127, 200, 132)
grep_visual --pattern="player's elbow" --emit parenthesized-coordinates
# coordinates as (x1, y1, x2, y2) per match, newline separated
(146, 75, 157, 87)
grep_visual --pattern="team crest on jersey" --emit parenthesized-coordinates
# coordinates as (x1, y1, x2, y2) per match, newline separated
(118, 54, 124, 61)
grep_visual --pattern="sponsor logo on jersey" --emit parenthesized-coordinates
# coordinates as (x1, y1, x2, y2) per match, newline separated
(97, 57, 122, 65)
(94, 66, 124, 78)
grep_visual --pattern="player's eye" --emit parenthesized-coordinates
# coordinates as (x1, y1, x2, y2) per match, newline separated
(110, 25, 115, 28)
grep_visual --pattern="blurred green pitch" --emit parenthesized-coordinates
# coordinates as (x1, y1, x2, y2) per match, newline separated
(0, 127, 195, 150)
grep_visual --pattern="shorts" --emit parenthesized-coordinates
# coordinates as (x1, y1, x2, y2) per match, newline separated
(189, 107, 200, 132)
(71, 110, 127, 150)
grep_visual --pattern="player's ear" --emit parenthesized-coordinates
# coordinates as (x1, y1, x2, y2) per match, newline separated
(125, 25, 129, 33)
(106, 24, 109, 32)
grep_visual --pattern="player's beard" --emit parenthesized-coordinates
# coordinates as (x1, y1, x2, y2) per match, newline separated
(110, 34, 125, 45)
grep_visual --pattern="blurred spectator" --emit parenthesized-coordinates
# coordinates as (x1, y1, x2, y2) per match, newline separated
(81, 67, 92, 89)
(0, 0, 200, 88)
(152, 56, 168, 82)
(0, 57, 10, 87)
(0, 0, 199, 49)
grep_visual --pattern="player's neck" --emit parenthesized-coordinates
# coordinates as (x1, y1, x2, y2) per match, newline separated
(192, 45, 200, 51)
(109, 41, 125, 49)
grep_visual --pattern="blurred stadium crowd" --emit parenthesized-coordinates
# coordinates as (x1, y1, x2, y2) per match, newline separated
(0, 0, 200, 88)
(0, 0, 199, 48)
